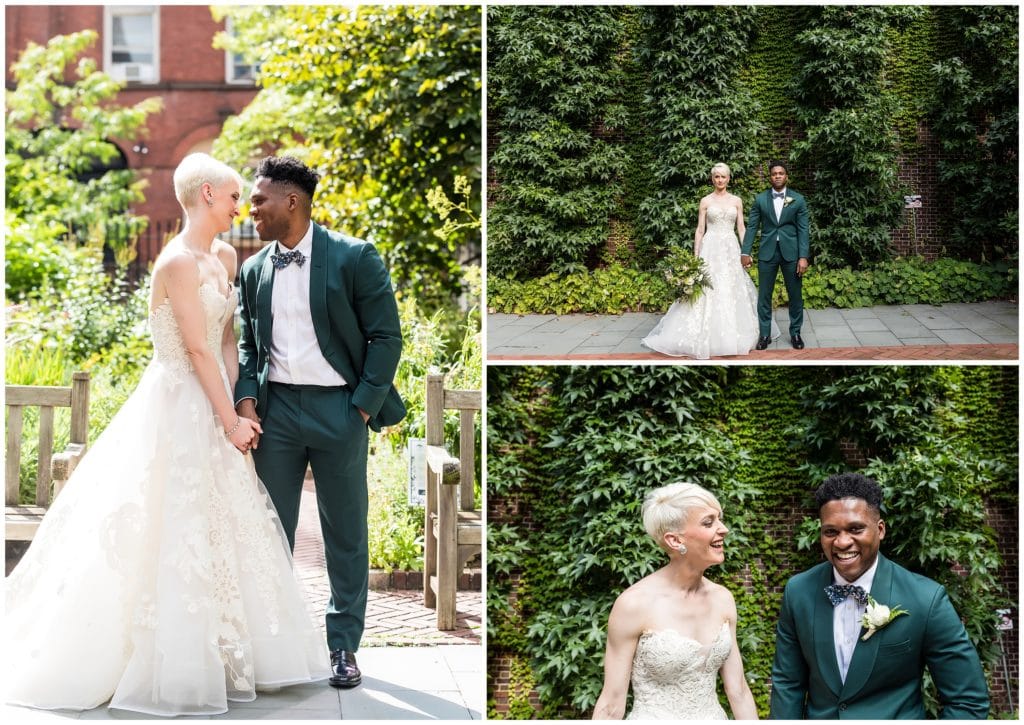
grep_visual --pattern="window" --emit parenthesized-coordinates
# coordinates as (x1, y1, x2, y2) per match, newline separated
(104, 6, 159, 83)
(225, 18, 259, 84)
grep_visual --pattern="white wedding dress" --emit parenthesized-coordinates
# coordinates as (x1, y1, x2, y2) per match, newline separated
(643, 205, 777, 358)
(627, 621, 732, 720)
(4, 283, 329, 716)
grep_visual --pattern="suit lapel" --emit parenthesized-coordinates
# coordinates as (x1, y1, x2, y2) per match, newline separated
(840, 555, 892, 700)
(813, 564, 844, 698)
(309, 224, 332, 355)
(256, 249, 276, 346)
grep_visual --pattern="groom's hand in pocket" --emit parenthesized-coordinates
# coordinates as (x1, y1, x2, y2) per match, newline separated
(236, 398, 261, 450)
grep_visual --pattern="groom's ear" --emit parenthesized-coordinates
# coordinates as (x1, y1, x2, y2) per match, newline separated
(877, 518, 886, 540)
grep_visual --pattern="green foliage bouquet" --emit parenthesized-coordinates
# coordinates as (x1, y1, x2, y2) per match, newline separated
(660, 247, 712, 303)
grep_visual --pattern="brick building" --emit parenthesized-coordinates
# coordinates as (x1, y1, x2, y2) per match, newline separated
(6, 4, 260, 265)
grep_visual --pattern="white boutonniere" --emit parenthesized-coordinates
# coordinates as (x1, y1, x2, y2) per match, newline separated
(860, 596, 908, 640)
(783, 196, 795, 207)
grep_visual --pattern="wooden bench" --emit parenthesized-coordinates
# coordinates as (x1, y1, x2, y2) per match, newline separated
(5, 372, 90, 541)
(423, 372, 481, 630)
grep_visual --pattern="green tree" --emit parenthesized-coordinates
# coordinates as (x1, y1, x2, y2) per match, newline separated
(212, 5, 481, 309)
(5, 30, 161, 294)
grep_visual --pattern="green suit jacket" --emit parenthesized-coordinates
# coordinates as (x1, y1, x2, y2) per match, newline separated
(234, 223, 406, 432)
(741, 188, 810, 262)
(770, 554, 989, 720)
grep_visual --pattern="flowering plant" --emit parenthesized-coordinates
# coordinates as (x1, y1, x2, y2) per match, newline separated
(860, 596, 908, 640)
(659, 247, 713, 303)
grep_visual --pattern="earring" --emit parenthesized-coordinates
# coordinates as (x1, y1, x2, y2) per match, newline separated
(676, 544, 687, 555)
(206, 197, 214, 207)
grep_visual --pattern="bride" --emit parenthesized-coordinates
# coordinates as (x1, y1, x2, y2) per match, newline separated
(642, 163, 777, 358)
(592, 483, 758, 720)
(4, 153, 329, 716)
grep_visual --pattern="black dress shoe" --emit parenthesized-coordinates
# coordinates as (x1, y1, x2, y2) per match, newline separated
(329, 649, 362, 688)
(791, 334, 805, 350)
(755, 336, 771, 350)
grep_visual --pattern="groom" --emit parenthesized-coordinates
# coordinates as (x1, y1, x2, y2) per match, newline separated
(235, 155, 405, 688)
(770, 473, 989, 719)
(741, 160, 810, 350)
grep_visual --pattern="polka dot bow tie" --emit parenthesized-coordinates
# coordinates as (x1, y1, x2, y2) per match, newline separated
(271, 249, 306, 270)
(825, 583, 869, 606)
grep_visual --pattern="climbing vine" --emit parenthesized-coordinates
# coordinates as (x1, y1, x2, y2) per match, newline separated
(927, 5, 1019, 260)
(487, 6, 627, 280)
(487, 6, 1017, 286)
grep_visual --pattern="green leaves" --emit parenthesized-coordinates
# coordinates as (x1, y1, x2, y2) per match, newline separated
(213, 5, 481, 309)
(5, 30, 161, 271)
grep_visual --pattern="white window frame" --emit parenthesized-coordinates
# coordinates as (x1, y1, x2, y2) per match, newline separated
(103, 6, 160, 84)
(224, 17, 258, 85)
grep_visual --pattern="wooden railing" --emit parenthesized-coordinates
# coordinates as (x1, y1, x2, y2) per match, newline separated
(5, 372, 90, 540)
(423, 373, 482, 630)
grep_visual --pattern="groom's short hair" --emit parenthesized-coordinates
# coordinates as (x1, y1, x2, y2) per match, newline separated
(814, 473, 883, 515)
(768, 159, 788, 174)
(255, 156, 320, 200)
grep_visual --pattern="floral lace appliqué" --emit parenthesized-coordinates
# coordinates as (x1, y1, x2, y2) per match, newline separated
(627, 622, 732, 720)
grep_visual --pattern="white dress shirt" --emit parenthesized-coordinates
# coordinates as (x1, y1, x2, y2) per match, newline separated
(267, 223, 347, 387)
(832, 557, 878, 683)
(772, 186, 787, 220)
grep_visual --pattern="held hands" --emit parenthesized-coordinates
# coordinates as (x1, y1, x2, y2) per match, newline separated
(740, 254, 752, 269)
(226, 416, 263, 454)
(232, 399, 263, 453)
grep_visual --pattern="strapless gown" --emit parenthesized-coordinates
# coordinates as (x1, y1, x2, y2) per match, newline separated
(4, 284, 329, 716)
(627, 621, 732, 720)
(643, 205, 778, 358)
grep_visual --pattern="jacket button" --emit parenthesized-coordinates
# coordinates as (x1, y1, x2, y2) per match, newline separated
(839, 703, 847, 711)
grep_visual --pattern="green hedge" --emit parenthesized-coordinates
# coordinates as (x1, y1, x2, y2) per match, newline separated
(487, 257, 1014, 315)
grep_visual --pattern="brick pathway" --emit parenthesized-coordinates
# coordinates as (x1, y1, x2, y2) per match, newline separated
(491, 343, 1018, 362)
(294, 478, 481, 647)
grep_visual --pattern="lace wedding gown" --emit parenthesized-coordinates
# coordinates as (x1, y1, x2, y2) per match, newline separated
(627, 621, 732, 720)
(643, 205, 777, 359)
(4, 283, 329, 716)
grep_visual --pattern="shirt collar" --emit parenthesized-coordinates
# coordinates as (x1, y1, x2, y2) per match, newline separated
(833, 555, 879, 591)
(276, 222, 314, 256)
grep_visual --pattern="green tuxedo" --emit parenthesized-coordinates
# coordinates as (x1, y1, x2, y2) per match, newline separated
(770, 555, 989, 719)
(741, 188, 810, 337)
(235, 222, 405, 652)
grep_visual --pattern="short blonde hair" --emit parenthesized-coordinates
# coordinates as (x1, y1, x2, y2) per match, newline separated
(173, 153, 243, 210)
(642, 482, 723, 552)
(710, 162, 731, 180)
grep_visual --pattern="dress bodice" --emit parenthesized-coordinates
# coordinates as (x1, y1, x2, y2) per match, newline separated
(150, 284, 236, 375)
(627, 621, 731, 720)
(705, 204, 738, 235)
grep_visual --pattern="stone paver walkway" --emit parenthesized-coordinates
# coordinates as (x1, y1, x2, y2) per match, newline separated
(488, 301, 1018, 361)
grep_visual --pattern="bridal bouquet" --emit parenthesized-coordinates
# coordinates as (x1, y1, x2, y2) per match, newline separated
(660, 248, 713, 304)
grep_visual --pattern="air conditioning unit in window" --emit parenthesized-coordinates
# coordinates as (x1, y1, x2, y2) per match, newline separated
(111, 63, 154, 82)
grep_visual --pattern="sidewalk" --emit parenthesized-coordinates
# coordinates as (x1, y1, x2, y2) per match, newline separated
(4, 480, 483, 721)
(488, 300, 1018, 361)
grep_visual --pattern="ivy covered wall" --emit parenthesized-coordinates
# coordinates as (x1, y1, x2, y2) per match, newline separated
(488, 5, 1019, 281)
(486, 365, 1019, 718)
